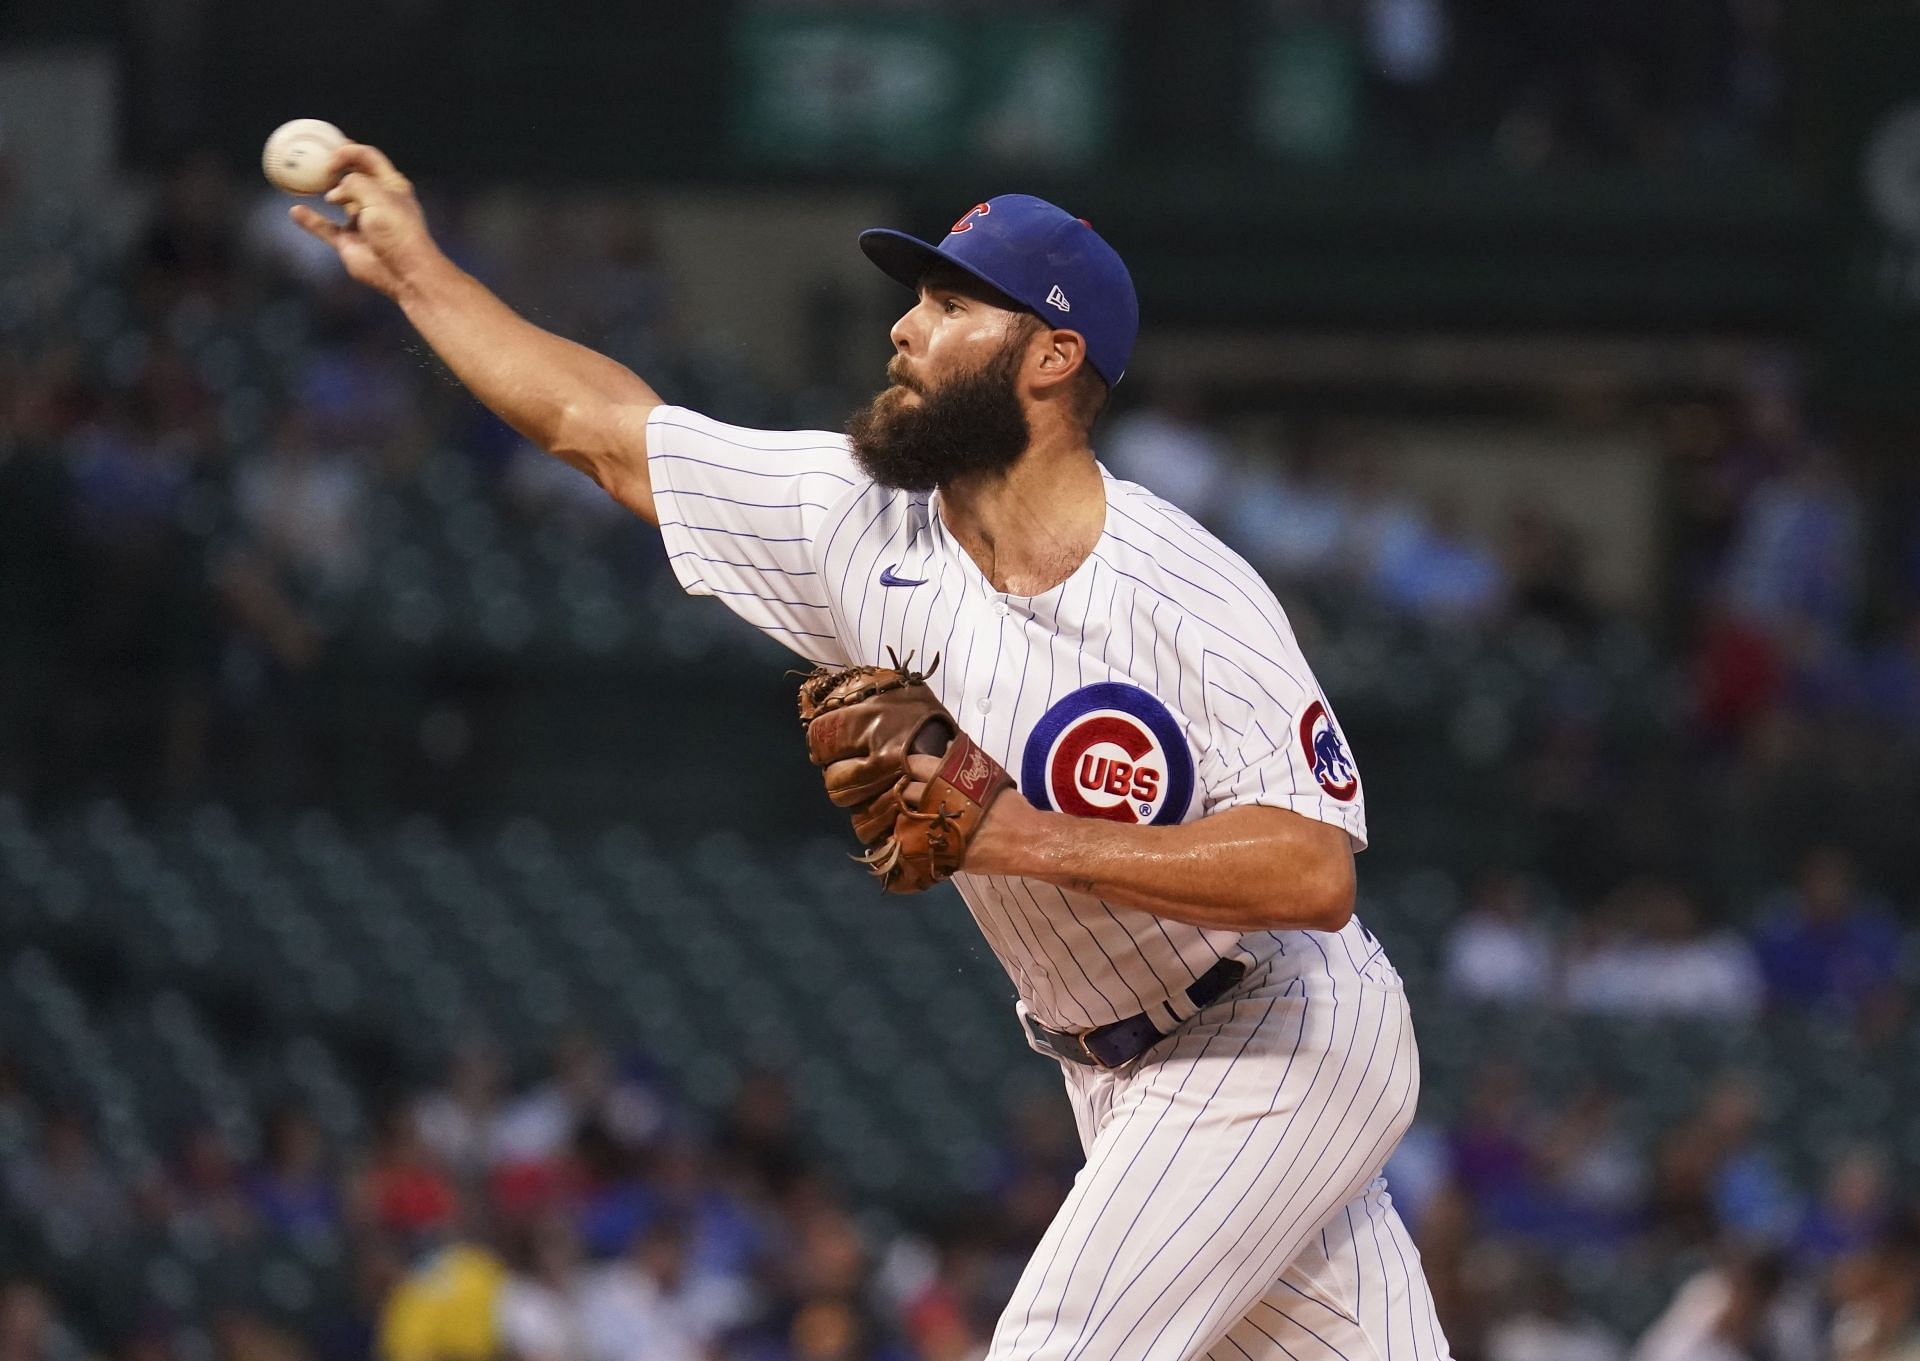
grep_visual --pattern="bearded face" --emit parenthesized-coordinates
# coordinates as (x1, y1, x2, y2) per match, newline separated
(845, 325, 1033, 493)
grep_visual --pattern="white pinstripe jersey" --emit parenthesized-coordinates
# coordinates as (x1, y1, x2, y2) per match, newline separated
(649, 405, 1370, 1030)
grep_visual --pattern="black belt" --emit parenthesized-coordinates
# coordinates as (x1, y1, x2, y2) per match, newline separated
(1024, 957, 1249, 1070)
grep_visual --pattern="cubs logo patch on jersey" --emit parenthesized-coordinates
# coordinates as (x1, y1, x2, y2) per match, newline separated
(1022, 683, 1195, 826)
(1298, 698, 1359, 801)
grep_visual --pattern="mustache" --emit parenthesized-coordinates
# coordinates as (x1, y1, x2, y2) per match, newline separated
(885, 356, 922, 394)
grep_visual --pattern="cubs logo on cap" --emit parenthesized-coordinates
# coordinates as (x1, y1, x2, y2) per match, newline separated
(1022, 683, 1195, 826)
(1298, 699, 1358, 802)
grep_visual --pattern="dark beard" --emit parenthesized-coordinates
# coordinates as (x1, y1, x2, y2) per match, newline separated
(845, 340, 1031, 492)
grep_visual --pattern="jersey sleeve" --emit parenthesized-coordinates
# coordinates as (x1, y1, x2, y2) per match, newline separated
(645, 405, 862, 660)
(1195, 625, 1368, 851)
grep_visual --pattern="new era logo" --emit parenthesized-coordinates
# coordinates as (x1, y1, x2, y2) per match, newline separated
(1045, 285, 1071, 312)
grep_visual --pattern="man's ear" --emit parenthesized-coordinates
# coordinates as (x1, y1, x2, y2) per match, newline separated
(1031, 327, 1089, 394)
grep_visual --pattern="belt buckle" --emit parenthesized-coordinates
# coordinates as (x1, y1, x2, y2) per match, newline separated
(1073, 1029, 1107, 1069)
(1023, 1008, 1112, 1070)
(1077, 1021, 1143, 1070)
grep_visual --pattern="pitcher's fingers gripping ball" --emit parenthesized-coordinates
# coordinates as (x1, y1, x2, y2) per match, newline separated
(797, 653, 1012, 893)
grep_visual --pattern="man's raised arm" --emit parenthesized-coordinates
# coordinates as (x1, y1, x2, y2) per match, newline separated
(291, 143, 661, 522)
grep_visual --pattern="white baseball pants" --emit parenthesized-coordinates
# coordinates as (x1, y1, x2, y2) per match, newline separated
(990, 929, 1453, 1361)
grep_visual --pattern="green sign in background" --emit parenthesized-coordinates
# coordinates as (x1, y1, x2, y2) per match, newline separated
(732, 6, 1116, 170)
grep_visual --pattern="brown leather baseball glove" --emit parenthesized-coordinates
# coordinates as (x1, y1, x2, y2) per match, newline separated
(796, 653, 1013, 893)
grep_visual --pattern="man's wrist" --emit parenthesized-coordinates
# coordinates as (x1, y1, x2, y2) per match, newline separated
(969, 795, 1055, 879)
(393, 246, 462, 312)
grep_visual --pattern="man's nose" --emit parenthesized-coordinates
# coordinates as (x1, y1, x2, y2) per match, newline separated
(888, 307, 919, 354)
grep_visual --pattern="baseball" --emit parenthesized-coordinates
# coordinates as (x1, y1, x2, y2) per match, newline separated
(262, 118, 347, 195)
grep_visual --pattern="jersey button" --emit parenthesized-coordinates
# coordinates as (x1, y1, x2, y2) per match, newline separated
(993, 601, 1010, 618)
(975, 697, 992, 714)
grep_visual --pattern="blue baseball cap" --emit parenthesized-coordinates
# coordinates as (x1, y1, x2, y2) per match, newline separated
(859, 195, 1139, 388)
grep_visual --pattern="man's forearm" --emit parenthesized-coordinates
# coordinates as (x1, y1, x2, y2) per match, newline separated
(396, 254, 662, 516)
(978, 803, 1354, 934)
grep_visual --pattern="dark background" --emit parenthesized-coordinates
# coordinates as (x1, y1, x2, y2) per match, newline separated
(1, 3, 1919, 1361)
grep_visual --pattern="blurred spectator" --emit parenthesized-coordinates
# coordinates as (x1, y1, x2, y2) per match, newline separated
(1796, 1147, 1893, 1268)
(1441, 870, 1557, 1006)
(1373, 498, 1506, 621)
(1222, 433, 1355, 583)
(1632, 1249, 1818, 1361)
(1721, 443, 1863, 642)
(496, 1213, 589, 1361)
(165, 1121, 257, 1245)
(1529, 1083, 1645, 1235)
(1564, 881, 1762, 1020)
(1448, 1061, 1532, 1209)
(246, 1104, 339, 1240)
(416, 1039, 510, 1180)
(574, 1127, 768, 1281)
(493, 1031, 665, 1171)
(1485, 1264, 1624, 1361)
(1752, 847, 1904, 1021)
(775, 1189, 870, 1315)
(896, 1225, 999, 1361)
(4, 1108, 129, 1245)
(577, 1216, 753, 1361)
(570, 1119, 652, 1261)
(1100, 385, 1236, 526)
(654, 1139, 772, 1284)
(1828, 1229, 1920, 1361)
(351, 1104, 458, 1241)
(715, 1069, 810, 1194)
(1457, 1072, 1642, 1246)
(378, 1241, 508, 1361)
(1692, 601, 1786, 742)
(1650, 1075, 1797, 1248)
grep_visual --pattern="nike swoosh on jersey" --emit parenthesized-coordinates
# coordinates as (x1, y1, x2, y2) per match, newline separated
(878, 565, 927, 587)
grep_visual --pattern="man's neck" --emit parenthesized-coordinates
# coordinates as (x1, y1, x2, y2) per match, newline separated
(938, 429, 1106, 596)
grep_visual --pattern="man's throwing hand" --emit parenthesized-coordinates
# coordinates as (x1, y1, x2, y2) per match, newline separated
(289, 143, 441, 300)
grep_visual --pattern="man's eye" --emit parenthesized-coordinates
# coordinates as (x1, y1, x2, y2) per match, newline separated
(943, 299, 962, 315)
